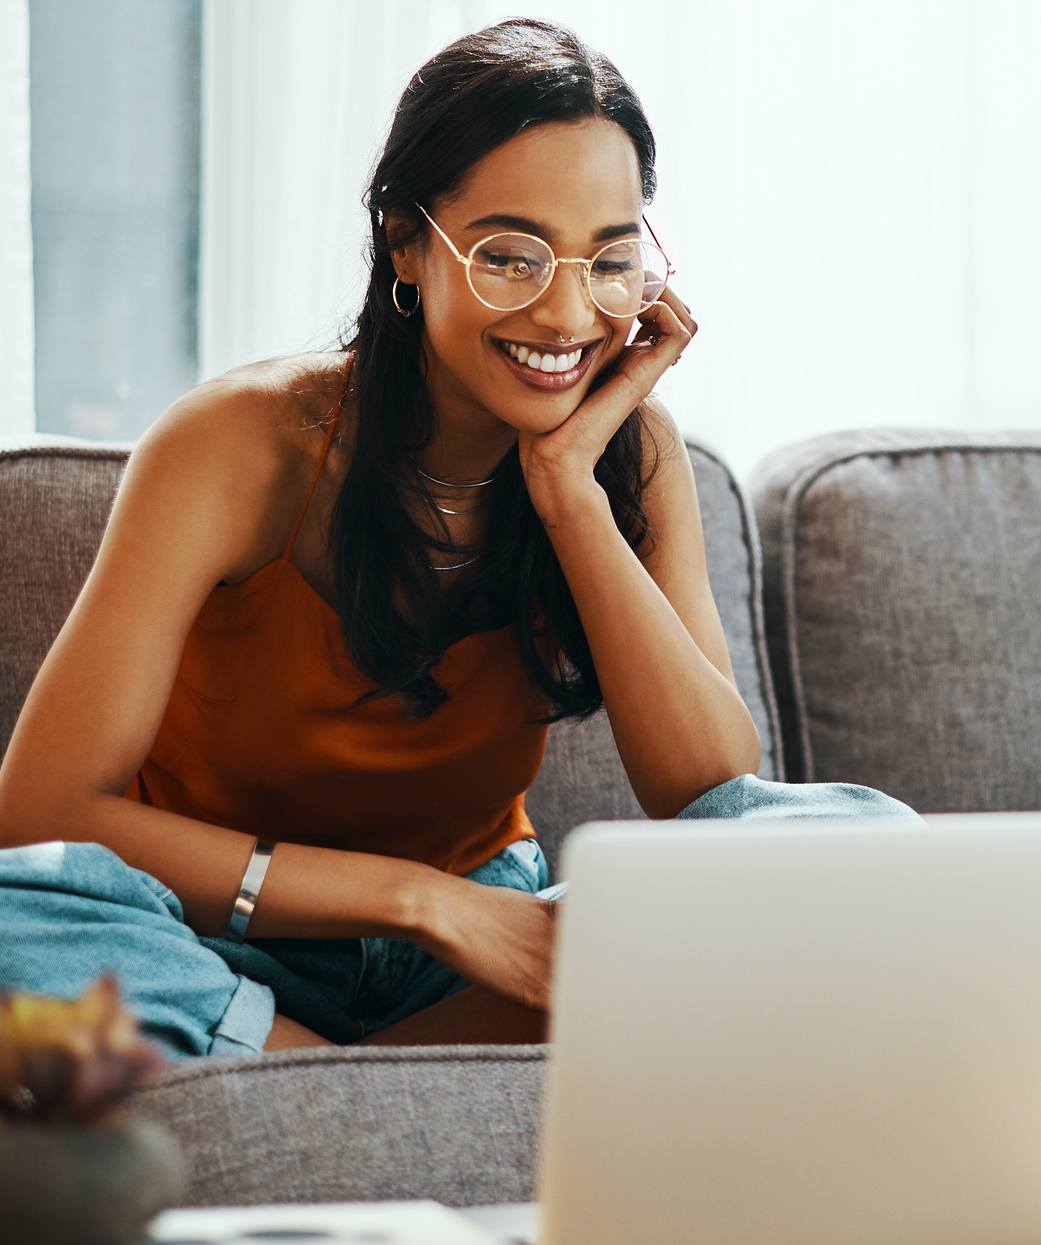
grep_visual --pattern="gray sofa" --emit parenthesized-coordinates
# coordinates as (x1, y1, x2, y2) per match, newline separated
(1, 424, 1038, 1207)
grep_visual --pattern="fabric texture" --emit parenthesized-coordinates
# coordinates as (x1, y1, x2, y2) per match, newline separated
(123, 412, 546, 877)
(0, 840, 274, 1058)
(0, 838, 547, 1055)
(115, 773, 917, 1207)
(126, 1045, 546, 1207)
(0, 432, 781, 884)
(749, 428, 1041, 810)
(527, 438, 783, 880)
(0, 441, 131, 756)
(677, 772, 920, 820)
(202, 839, 548, 1044)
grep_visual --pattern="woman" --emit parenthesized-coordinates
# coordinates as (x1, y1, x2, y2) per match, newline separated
(0, 20, 914, 1058)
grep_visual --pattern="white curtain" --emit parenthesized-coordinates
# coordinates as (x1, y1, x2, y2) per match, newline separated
(201, 0, 1041, 478)
(200, 0, 439, 379)
(0, 0, 35, 438)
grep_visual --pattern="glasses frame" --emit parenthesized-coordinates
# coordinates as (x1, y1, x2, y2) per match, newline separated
(416, 204, 674, 318)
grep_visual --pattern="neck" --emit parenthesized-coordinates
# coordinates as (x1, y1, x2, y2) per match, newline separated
(416, 338, 519, 483)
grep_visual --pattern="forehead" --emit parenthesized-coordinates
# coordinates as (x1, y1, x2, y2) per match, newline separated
(440, 118, 644, 242)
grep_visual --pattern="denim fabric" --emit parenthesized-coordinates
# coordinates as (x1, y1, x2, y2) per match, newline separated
(203, 838, 550, 1045)
(676, 772, 922, 820)
(0, 838, 548, 1058)
(0, 776, 914, 1060)
(0, 841, 274, 1059)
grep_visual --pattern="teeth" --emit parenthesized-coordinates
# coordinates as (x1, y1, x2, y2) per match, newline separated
(504, 343, 583, 373)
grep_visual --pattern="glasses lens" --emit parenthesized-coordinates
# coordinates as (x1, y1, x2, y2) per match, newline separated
(468, 234, 554, 310)
(589, 240, 669, 316)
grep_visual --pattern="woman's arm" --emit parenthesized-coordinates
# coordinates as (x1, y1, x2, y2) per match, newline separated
(0, 377, 412, 934)
(519, 292, 762, 817)
(0, 376, 554, 1008)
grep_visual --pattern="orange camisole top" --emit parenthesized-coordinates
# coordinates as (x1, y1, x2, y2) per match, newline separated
(123, 412, 549, 876)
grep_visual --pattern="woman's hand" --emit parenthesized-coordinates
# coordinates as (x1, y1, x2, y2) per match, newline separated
(415, 873, 557, 1012)
(518, 286, 697, 510)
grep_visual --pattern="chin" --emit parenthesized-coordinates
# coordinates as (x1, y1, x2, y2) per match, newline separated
(491, 395, 581, 437)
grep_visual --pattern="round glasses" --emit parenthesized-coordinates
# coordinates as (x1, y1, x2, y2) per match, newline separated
(418, 205, 672, 318)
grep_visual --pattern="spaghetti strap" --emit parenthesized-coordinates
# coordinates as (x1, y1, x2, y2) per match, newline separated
(282, 363, 348, 560)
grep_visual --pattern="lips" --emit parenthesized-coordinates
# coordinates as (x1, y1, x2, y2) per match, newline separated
(493, 339, 600, 392)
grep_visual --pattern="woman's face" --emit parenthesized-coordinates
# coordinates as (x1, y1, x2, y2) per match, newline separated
(395, 118, 647, 438)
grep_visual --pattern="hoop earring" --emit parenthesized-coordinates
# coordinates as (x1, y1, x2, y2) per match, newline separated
(392, 277, 421, 317)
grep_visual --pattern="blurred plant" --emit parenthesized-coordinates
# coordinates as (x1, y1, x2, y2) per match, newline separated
(0, 976, 164, 1125)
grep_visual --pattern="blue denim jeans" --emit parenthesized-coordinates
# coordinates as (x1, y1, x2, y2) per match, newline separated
(677, 772, 920, 821)
(0, 775, 918, 1059)
(0, 838, 548, 1059)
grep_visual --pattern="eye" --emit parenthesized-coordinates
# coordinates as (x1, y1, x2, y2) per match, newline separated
(591, 258, 635, 278)
(478, 250, 538, 278)
(471, 235, 549, 282)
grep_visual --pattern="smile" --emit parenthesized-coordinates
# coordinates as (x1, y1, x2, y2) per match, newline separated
(494, 338, 600, 391)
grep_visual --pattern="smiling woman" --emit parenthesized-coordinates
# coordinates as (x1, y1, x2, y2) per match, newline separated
(415, 190, 672, 390)
(0, 18, 915, 1059)
(344, 64, 697, 723)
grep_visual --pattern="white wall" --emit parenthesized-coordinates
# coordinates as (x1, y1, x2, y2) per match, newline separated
(0, 0, 35, 437)
(201, 0, 1041, 478)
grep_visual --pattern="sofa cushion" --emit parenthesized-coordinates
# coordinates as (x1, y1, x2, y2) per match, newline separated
(126, 1044, 546, 1208)
(0, 439, 131, 756)
(527, 439, 783, 879)
(0, 432, 781, 874)
(749, 428, 1041, 812)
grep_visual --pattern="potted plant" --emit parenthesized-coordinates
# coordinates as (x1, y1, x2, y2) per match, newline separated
(0, 976, 184, 1245)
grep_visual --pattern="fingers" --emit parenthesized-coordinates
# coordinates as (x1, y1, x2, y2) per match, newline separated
(659, 284, 698, 338)
(630, 299, 693, 367)
(632, 287, 697, 370)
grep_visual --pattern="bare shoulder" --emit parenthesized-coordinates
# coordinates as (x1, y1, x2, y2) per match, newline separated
(638, 392, 681, 438)
(121, 353, 350, 582)
(138, 352, 347, 481)
(637, 395, 696, 496)
(0, 353, 352, 834)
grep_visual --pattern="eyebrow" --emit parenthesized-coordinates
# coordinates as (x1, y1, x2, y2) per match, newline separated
(464, 214, 641, 243)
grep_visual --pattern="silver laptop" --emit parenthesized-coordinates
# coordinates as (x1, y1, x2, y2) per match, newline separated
(539, 813, 1041, 1245)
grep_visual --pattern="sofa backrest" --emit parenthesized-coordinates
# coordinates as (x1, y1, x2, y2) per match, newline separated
(749, 428, 1041, 813)
(0, 440, 131, 755)
(0, 434, 781, 879)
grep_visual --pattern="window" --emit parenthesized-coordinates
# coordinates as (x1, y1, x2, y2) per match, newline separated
(29, 0, 201, 441)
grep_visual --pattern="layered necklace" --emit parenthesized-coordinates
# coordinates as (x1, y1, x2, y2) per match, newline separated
(416, 462, 504, 571)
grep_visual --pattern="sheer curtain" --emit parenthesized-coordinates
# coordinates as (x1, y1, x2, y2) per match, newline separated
(0, 0, 34, 438)
(200, 0, 438, 380)
(200, 0, 1041, 478)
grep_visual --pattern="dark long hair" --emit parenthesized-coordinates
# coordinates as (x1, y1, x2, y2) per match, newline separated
(333, 18, 659, 721)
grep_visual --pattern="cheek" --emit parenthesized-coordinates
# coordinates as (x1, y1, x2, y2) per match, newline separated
(420, 274, 491, 352)
(588, 320, 634, 378)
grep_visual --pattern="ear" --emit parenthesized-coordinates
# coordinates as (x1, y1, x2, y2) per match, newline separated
(384, 210, 418, 283)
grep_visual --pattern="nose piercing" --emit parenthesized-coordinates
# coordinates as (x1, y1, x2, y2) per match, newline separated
(559, 334, 575, 344)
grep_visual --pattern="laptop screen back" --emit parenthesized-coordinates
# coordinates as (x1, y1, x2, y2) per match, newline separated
(540, 815, 1041, 1245)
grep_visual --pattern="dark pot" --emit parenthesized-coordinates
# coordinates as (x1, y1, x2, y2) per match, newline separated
(0, 1116, 184, 1245)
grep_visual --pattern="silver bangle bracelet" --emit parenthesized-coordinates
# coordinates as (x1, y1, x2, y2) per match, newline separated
(226, 840, 275, 943)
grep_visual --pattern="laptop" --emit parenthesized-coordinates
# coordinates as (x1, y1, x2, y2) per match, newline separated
(538, 813, 1041, 1245)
